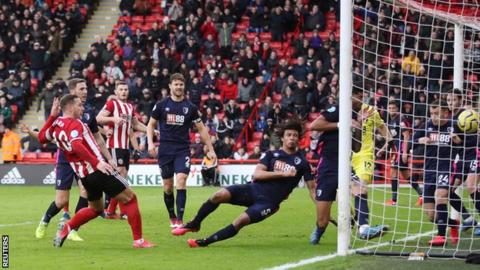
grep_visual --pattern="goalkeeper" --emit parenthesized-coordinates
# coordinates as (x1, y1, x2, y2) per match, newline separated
(350, 87, 390, 239)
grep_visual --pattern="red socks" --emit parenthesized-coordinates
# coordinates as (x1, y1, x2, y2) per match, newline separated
(119, 196, 143, 241)
(67, 207, 100, 230)
(107, 198, 118, 214)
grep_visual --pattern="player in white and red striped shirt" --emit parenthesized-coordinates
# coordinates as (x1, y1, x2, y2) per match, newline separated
(38, 94, 154, 248)
(96, 81, 147, 218)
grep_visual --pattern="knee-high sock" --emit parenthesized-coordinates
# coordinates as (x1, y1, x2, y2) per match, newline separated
(191, 200, 219, 227)
(164, 192, 176, 219)
(449, 190, 471, 221)
(355, 194, 369, 226)
(391, 178, 398, 201)
(409, 177, 423, 195)
(176, 189, 187, 221)
(203, 224, 238, 246)
(42, 201, 62, 223)
(435, 204, 448, 236)
(107, 198, 118, 214)
(75, 196, 88, 214)
(67, 207, 100, 230)
(119, 196, 142, 241)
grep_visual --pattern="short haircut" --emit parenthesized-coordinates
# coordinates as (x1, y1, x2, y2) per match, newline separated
(352, 86, 363, 95)
(60, 94, 78, 110)
(278, 118, 303, 138)
(389, 100, 400, 108)
(451, 88, 463, 99)
(170, 73, 185, 83)
(68, 78, 86, 91)
(115, 80, 128, 89)
(430, 99, 449, 111)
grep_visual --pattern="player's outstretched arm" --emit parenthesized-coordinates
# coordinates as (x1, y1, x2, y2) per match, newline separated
(309, 114, 337, 131)
(146, 117, 158, 157)
(131, 116, 147, 133)
(20, 123, 39, 139)
(253, 164, 296, 181)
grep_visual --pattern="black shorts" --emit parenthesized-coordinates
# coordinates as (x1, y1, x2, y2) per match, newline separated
(81, 171, 129, 201)
(158, 150, 190, 179)
(111, 148, 130, 170)
(454, 160, 479, 182)
(315, 173, 337, 201)
(225, 184, 279, 224)
(391, 157, 409, 170)
(423, 171, 451, 204)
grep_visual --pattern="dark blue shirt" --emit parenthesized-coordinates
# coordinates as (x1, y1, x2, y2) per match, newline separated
(414, 120, 456, 173)
(253, 149, 314, 204)
(452, 109, 478, 161)
(317, 105, 339, 174)
(151, 97, 202, 152)
(57, 104, 99, 164)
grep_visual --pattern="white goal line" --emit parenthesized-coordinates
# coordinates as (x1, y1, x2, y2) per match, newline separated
(264, 230, 436, 270)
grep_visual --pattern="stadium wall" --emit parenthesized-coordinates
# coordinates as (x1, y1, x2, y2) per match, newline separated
(0, 164, 257, 187)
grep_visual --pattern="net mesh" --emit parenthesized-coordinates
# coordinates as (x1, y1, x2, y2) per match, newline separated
(349, 0, 480, 257)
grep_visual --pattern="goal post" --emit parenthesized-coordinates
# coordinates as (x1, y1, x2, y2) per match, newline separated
(338, 0, 480, 258)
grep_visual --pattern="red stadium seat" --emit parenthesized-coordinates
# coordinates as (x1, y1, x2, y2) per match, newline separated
(132, 16, 144, 24)
(260, 32, 271, 42)
(23, 152, 37, 161)
(38, 152, 53, 159)
(236, 24, 247, 33)
(252, 132, 263, 141)
(246, 141, 258, 152)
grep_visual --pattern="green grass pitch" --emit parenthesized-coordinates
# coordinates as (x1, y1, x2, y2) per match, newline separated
(0, 186, 478, 270)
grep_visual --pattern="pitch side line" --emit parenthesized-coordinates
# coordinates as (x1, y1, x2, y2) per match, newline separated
(0, 221, 34, 228)
(264, 230, 436, 270)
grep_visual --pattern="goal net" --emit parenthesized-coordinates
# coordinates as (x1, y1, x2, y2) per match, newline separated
(347, 0, 480, 258)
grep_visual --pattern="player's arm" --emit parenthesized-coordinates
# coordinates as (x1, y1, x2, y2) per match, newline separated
(401, 129, 411, 164)
(132, 116, 147, 133)
(252, 163, 296, 181)
(130, 129, 140, 152)
(376, 122, 392, 157)
(195, 120, 217, 161)
(351, 119, 362, 153)
(71, 139, 114, 175)
(38, 116, 58, 144)
(93, 131, 115, 165)
(305, 179, 316, 202)
(96, 109, 125, 126)
(309, 114, 337, 131)
(20, 123, 39, 139)
(146, 116, 158, 157)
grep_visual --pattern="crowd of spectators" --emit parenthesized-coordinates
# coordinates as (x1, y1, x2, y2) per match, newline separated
(0, 0, 94, 143)
(61, 0, 339, 159)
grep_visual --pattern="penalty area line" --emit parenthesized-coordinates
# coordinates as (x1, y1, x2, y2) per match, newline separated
(264, 230, 435, 270)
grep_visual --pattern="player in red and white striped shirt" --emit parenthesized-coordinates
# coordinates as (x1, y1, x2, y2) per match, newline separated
(38, 94, 154, 248)
(96, 81, 147, 218)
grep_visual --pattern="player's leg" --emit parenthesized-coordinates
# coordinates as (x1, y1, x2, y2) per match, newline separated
(387, 165, 399, 205)
(35, 165, 72, 239)
(465, 172, 480, 235)
(400, 168, 423, 198)
(173, 153, 192, 225)
(159, 155, 177, 226)
(54, 173, 104, 247)
(110, 173, 154, 248)
(187, 202, 278, 248)
(310, 174, 337, 244)
(430, 185, 450, 246)
(172, 187, 233, 235)
(106, 149, 129, 219)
